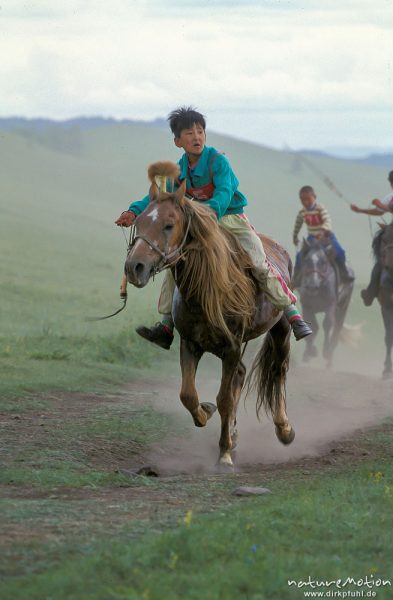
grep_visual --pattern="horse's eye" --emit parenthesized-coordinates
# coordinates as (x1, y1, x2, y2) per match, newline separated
(164, 224, 174, 232)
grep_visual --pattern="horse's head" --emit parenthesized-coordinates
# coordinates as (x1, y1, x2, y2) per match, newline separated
(380, 223, 393, 271)
(301, 240, 333, 291)
(125, 167, 188, 288)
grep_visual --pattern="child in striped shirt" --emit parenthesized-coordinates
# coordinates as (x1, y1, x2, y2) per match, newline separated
(350, 169, 393, 305)
(293, 186, 353, 286)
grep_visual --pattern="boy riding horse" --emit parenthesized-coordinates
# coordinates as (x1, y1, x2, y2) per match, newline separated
(292, 185, 354, 288)
(351, 170, 393, 306)
(115, 106, 312, 348)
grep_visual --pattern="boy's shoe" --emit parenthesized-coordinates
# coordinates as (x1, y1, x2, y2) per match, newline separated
(337, 262, 355, 283)
(291, 319, 313, 341)
(135, 322, 174, 350)
(360, 289, 374, 307)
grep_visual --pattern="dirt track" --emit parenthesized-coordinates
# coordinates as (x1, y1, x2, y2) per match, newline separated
(138, 365, 393, 474)
(2, 366, 392, 481)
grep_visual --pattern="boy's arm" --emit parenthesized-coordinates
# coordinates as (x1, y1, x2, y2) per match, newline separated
(292, 211, 304, 245)
(319, 205, 332, 231)
(115, 194, 150, 227)
(350, 203, 386, 216)
(372, 198, 393, 213)
(205, 155, 235, 220)
(128, 194, 150, 216)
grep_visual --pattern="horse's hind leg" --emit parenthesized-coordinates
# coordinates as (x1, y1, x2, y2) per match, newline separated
(252, 315, 294, 445)
(230, 360, 246, 451)
(270, 318, 294, 444)
(179, 338, 217, 427)
(382, 307, 393, 379)
(302, 307, 318, 361)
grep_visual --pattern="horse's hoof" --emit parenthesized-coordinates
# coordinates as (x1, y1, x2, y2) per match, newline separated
(382, 370, 393, 380)
(215, 461, 235, 474)
(275, 426, 295, 445)
(192, 403, 217, 427)
(200, 402, 217, 420)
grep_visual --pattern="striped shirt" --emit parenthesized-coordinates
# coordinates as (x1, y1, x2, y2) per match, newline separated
(293, 203, 332, 243)
(379, 193, 393, 212)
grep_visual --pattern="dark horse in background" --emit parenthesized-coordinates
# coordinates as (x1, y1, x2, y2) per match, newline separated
(125, 161, 295, 470)
(372, 222, 393, 378)
(296, 236, 354, 367)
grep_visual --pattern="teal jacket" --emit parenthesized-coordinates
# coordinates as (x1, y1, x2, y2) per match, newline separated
(128, 145, 248, 220)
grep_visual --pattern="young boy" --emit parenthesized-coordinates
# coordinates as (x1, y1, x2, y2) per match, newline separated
(292, 185, 353, 286)
(115, 106, 312, 349)
(350, 170, 393, 306)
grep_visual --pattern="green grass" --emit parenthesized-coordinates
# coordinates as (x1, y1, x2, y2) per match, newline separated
(1, 454, 392, 600)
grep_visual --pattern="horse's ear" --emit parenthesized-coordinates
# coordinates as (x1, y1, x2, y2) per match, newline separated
(149, 182, 159, 203)
(378, 222, 387, 230)
(174, 179, 187, 206)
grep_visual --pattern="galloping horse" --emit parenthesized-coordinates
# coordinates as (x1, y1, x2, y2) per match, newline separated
(297, 237, 354, 367)
(373, 222, 393, 378)
(124, 162, 295, 470)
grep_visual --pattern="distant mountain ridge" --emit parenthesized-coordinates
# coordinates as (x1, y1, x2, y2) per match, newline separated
(1, 117, 392, 168)
(0, 116, 167, 131)
(299, 148, 393, 169)
(0, 115, 389, 281)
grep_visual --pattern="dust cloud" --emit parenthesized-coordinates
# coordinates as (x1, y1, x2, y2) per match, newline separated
(136, 349, 393, 475)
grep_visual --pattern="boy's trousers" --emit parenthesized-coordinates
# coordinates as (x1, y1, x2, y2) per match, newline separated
(158, 213, 296, 314)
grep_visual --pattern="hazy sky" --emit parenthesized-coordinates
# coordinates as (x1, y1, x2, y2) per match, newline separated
(1, 0, 392, 151)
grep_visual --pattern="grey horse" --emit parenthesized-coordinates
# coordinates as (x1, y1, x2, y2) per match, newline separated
(296, 238, 354, 367)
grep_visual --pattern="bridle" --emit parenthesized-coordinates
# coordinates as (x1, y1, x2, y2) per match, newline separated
(127, 213, 192, 277)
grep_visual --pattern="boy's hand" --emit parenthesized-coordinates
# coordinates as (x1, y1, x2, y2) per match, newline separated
(350, 203, 360, 212)
(293, 237, 299, 246)
(372, 199, 383, 209)
(115, 211, 136, 227)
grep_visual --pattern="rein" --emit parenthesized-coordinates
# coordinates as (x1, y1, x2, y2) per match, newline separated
(128, 213, 192, 277)
(85, 227, 133, 322)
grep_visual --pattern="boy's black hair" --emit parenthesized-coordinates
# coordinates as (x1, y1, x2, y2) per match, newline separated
(299, 185, 316, 196)
(388, 170, 393, 183)
(167, 106, 206, 138)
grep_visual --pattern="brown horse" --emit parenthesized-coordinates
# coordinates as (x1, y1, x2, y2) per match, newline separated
(124, 162, 295, 470)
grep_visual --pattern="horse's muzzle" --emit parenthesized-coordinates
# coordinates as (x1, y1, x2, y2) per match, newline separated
(124, 258, 154, 288)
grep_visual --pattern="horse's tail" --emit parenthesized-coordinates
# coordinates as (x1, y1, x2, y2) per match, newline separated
(246, 322, 290, 419)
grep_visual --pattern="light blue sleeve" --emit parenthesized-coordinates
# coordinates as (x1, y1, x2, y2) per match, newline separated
(205, 155, 236, 220)
(128, 194, 150, 215)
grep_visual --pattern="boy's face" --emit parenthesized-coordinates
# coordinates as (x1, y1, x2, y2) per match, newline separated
(175, 123, 206, 158)
(300, 191, 316, 209)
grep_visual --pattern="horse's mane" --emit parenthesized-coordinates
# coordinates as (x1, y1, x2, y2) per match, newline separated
(163, 197, 256, 343)
(372, 228, 384, 261)
(372, 223, 393, 261)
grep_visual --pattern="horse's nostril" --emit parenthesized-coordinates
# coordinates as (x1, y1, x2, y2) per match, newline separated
(135, 263, 145, 277)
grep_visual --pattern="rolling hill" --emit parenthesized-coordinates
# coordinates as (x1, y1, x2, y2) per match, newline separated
(1, 118, 390, 282)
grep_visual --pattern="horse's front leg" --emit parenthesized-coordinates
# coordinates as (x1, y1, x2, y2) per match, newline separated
(179, 338, 217, 427)
(322, 307, 335, 366)
(216, 348, 242, 470)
